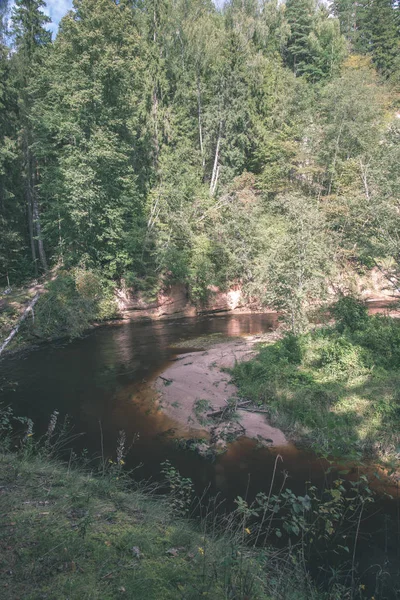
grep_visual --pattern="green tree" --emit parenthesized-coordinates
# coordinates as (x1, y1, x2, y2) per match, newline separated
(361, 0, 399, 77)
(334, 0, 400, 78)
(31, 0, 147, 278)
(11, 0, 51, 274)
(0, 0, 31, 286)
(254, 193, 333, 332)
(284, 0, 315, 76)
(284, 0, 346, 80)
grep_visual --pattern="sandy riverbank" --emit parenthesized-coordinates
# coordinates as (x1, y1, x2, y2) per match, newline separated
(154, 332, 288, 449)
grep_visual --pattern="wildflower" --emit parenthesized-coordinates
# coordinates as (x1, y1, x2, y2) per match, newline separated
(198, 547, 204, 555)
(25, 419, 34, 440)
(46, 410, 59, 439)
(360, 584, 366, 590)
(116, 430, 126, 466)
(245, 528, 251, 535)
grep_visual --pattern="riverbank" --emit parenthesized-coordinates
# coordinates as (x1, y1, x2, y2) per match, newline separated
(232, 299, 400, 469)
(0, 447, 319, 600)
(154, 331, 288, 453)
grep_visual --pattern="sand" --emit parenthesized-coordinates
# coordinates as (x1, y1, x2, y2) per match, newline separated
(154, 334, 288, 448)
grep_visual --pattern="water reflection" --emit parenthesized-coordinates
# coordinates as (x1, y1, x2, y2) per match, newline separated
(0, 313, 278, 483)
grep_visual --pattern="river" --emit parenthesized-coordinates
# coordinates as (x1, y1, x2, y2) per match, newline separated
(1, 313, 399, 597)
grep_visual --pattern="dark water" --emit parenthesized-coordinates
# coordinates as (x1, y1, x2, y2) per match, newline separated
(1, 313, 288, 494)
(1, 313, 399, 596)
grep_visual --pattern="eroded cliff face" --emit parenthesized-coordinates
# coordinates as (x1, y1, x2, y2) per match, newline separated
(115, 283, 261, 320)
(116, 267, 400, 322)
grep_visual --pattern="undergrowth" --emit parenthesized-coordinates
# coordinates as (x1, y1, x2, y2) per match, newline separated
(2, 402, 394, 599)
(2, 269, 119, 352)
(0, 406, 320, 600)
(232, 297, 400, 464)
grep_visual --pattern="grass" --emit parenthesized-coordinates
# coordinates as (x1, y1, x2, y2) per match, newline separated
(0, 395, 395, 599)
(0, 448, 322, 600)
(232, 301, 400, 465)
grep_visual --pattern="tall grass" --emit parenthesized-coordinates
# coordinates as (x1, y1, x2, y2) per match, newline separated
(1, 405, 322, 600)
(232, 299, 400, 463)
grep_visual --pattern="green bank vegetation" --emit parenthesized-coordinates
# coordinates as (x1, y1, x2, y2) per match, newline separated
(0, 0, 399, 337)
(233, 297, 400, 465)
(0, 405, 390, 599)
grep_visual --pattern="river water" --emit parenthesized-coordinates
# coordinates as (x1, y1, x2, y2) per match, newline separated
(1, 314, 289, 494)
(1, 313, 399, 596)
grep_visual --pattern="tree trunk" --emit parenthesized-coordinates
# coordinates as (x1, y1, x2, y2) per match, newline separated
(210, 121, 222, 196)
(24, 135, 38, 276)
(0, 293, 40, 357)
(152, 86, 160, 167)
(197, 75, 205, 170)
(32, 190, 47, 272)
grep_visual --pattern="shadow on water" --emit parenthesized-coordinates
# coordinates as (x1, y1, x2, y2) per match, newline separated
(0, 313, 282, 487)
(1, 312, 400, 596)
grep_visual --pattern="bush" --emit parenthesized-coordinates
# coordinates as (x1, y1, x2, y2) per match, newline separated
(319, 335, 369, 377)
(32, 269, 118, 339)
(331, 296, 368, 333)
(352, 315, 400, 369)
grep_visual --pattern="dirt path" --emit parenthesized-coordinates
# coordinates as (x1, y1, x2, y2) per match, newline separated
(154, 333, 287, 450)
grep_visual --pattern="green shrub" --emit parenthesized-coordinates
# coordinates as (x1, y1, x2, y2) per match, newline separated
(31, 269, 118, 339)
(331, 296, 368, 333)
(352, 315, 400, 369)
(319, 336, 369, 377)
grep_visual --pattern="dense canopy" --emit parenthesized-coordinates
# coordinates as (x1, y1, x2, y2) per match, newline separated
(0, 0, 399, 326)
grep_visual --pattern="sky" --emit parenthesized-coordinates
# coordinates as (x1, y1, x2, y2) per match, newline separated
(43, 0, 73, 36)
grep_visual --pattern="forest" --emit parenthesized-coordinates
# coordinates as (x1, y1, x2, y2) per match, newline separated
(1, 2, 400, 599)
(0, 0, 399, 332)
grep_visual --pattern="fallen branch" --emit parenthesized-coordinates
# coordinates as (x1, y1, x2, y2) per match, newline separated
(237, 407, 270, 414)
(207, 400, 252, 420)
(0, 293, 40, 358)
(207, 407, 230, 419)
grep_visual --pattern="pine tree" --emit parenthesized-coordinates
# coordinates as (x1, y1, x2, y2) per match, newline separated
(334, 0, 400, 78)
(284, 0, 315, 76)
(0, 0, 30, 286)
(332, 0, 359, 45)
(11, 0, 51, 274)
(362, 0, 399, 77)
(30, 0, 146, 278)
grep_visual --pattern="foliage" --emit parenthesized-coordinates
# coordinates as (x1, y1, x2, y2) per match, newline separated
(0, 0, 397, 324)
(233, 300, 400, 462)
(28, 269, 118, 340)
(161, 459, 195, 515)
(331, 296, 368, 333)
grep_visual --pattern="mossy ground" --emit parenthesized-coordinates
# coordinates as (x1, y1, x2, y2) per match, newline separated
(232, 311, 400, 465)
(0, 450, 319, 600)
